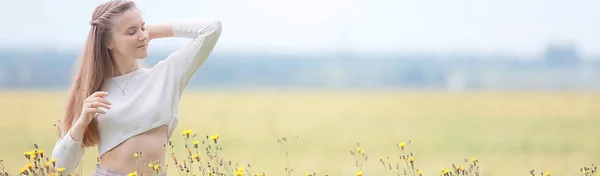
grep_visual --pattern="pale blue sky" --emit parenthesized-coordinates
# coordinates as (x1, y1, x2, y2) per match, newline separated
(0, 0, 598, 57)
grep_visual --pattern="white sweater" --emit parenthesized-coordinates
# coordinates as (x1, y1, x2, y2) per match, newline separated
(50, 18, 222, 174)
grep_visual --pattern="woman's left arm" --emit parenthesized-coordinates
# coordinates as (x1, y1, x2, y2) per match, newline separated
(147, 23, 174, 40)
(147, 19, 223, 94)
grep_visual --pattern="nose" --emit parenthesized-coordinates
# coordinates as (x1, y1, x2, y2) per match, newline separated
(138, 30, 149, 42)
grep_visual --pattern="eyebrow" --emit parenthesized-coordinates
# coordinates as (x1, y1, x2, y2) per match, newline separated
(126, 22, 145, 31)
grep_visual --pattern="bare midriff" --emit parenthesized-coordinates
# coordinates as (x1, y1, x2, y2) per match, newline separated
(99, 125, 169, 175)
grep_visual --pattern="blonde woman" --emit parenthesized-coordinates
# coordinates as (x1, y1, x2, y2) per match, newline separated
(50, 0, 222, 175)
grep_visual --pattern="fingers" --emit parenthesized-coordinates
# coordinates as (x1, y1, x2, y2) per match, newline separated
(96, 97, 112, 105)
(90, 101, 111, 109)
(90, 91, 109, 98)
(85, 97, 112, 105)
(82, 91, 112, 117)
(83, 107, 106, 115)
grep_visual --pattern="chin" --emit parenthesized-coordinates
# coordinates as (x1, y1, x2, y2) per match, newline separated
(136, 52, 148, 59)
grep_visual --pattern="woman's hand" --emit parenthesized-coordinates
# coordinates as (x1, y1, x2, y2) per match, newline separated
(75, 91, 111, 127)
(69, 91, 111, 142)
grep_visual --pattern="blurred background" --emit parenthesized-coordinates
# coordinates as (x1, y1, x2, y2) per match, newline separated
(1, 0, 599, 175)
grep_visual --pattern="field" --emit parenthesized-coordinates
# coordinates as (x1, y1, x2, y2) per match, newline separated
(0, 90, 599, 176)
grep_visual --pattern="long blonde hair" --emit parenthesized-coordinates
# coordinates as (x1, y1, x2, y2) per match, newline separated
(61, 0, 136, 148)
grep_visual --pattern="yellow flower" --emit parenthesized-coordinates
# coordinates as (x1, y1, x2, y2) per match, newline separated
(237, 167, 244, 172)
(19, 167, 26, 173)
(408, 156, 414, 163)
(193, 140, 199, 145)
(182, 130, 193, 136)
(153, 165, 159, 171)
(544, 171, 551, 176)
(257, 173, 265, 176)
(398, 142, 406, 148)
(356, 171, 363, 176)
(442, 168, 450, 174)
(26, 163, 33, 169)
(44, 162, 50, 167)
(50, 158, 56, 163)
(127, 171, 138, 176)
(210, 135, 219, 142)
(355, 147, 364, 154)
(471, 157, 477, 162)
(148, 163, 154, 167)
(133, 153, 139, 157)
(306, 172, 312, 176)
(192, 154, 200, 160)
(24, 151, 34, 159)
(234, 171, 244, 176)
(416, 169, 422, 176)
(57, 167, 66, 173)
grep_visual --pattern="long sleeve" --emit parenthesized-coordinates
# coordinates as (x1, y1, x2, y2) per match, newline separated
(50, 128, 85, 174)
(158, 18, 222, 95)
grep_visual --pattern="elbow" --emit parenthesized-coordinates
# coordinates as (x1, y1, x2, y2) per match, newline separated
(210, 20, 223, 37)
(50, 144, 81, 175)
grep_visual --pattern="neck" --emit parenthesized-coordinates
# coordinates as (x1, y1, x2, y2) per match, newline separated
(111, 54, 139, 77)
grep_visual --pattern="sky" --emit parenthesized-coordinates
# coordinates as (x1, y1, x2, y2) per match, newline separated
(0, 0, 599, 58)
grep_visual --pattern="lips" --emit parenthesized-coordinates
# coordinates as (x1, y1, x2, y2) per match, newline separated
(137, 44, 147, 48)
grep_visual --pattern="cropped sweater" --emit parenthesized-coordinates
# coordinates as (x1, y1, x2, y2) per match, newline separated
(50, 18, 222, 174)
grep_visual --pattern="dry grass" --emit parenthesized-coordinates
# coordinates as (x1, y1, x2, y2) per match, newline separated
(0, 90, 599, 175)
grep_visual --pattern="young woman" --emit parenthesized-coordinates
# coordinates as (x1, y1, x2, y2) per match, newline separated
(50, 0, 222, 175)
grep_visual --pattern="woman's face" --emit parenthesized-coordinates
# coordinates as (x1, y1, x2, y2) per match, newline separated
(108, 8, 149, 60)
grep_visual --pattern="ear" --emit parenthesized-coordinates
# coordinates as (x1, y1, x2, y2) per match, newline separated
(107, 39, 115, 50)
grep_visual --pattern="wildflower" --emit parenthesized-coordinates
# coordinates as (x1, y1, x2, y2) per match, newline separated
(193, 140, 199, 148)
(356, 171, 363, 176)
(306, 172, 311, 176)
(50, 158, 56, 164)
(408, 156, 414, 164)
(257, 173, 265, 176)
(182, 130, 193, 138)
(26, 163, 33, 169)
(192, 154, 200, 160)
(355, 147, 364, 154)
(19, 168, 27, 174)
(398, 142, 406, 149)
(442, 168, 450, 174)
(127, 171, 138, 176)
(44, 162, 50, 168)
(24, 151, 34, 160)
(471, 157, 477, 162)
(210, 135, 219, 143)
(148, 163, 153, 167)
(133, 153, 139, 157)
(544, 171, 551, 176)
(57, 167, 66, 173)
(416, 169, 422, 176)
(154, 165, 159, 171)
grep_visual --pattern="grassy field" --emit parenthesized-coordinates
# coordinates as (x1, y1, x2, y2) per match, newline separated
(0, 90, 599, 176)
